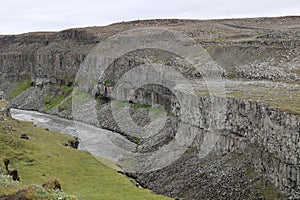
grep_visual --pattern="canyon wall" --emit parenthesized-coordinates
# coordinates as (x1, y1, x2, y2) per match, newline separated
(1, 17, 300, 199)
(0, 29, 97, 85)
(94, 75, 300, 198)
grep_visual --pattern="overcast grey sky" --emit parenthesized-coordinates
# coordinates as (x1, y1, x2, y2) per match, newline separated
(0, 0, 299, 34)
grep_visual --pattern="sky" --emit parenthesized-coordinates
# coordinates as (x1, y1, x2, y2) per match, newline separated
(0, 0, 299, 35)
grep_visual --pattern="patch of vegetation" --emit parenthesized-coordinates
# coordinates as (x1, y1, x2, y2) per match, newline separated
(131, 134, 141, 152)
(95, 94, 110, 104)
(133, 103, 151, 109)
(58, 97, 72, 112)
(111, 100, 129, 111)
(104, 80, 114, 86)
(0, 100, 7, 108)
(0, 185, 77, 200)
(0, 175, 20, 187)
(252, 179, 285, 200)
(43, 85, 73, 111)
(245, 164, 258, 179)
(33, 185, 77, 200)
(195, 83, 300, 115)
(261, 181, 285, 200)
(149, 105, 166, 117)
(2, 184, 77, 200)
(72, 89, 93, 104)
(63, 77, 75, 86)
(226, 72, 237, 79)
(199, 161, 207, 168)
(8, 79, 32, 99)
(0, 108, 171, 199)
(227, 86, 300, 115)
(245, 164, 285, 200)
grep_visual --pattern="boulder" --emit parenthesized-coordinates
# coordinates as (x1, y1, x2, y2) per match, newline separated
(20, 134, 29, 140)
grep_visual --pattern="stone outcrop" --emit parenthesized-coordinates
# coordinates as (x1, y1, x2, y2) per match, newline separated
(66, 137, 79, 149)
(20, 133, 29, 140)
(0, 99, 10, 118)
(94, 79, 299, 198)
(218, 97, 300, 198)
(0, 29, 98, 85)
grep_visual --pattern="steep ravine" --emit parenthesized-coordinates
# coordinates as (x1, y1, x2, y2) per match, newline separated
(7, 80, 300, 199)
(93, 82, 300, 199)
(1, 17, 300, 199)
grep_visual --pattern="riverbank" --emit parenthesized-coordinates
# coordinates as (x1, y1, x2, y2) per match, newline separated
(10, 108, 136, 164)
(0, 100, 172, 200)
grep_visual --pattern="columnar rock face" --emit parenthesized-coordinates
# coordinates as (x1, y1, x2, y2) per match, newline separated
(0, 29, 98, 85)
(94, 78, 299, 197)
(219, 98, 300, 197)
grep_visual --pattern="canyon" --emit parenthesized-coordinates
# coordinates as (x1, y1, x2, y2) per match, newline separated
(1, 16, 300, 199)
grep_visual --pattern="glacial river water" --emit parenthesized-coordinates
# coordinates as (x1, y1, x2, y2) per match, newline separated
(10, 108, 135, 167)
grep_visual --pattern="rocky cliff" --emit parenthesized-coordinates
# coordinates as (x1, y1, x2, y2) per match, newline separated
(1, 16, 300, 199)
(0, 29, 97, 85)
(89, 55, 300, 198)
(1, 17, 300, 86)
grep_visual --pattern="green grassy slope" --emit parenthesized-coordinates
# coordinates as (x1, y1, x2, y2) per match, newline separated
(0, 100, 171, 200)
(8, 79, 32, 99)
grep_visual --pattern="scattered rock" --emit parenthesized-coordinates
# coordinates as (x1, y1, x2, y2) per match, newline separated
(4, 126, 15, 132)
(0, 91, 4, 99)
(9, 169, 20, 181)
(65, 137, 79, 149)
(2, 158, 10, 172)
(42, 179, 61, 191)
(20, 134, 29, 140)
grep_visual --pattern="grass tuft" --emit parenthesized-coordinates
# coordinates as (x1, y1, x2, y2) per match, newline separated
(8, 79, 32, 99)
(43, 85, 73, 111)
(111, 100, 129, 111)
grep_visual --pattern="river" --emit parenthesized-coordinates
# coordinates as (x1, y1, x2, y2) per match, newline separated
(10, 108, 136, 168)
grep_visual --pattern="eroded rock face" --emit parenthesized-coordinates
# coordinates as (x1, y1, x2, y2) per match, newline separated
(220, 98, 300, 198)
(93, 80, 299, 198)
(0, 29, 98, 85)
